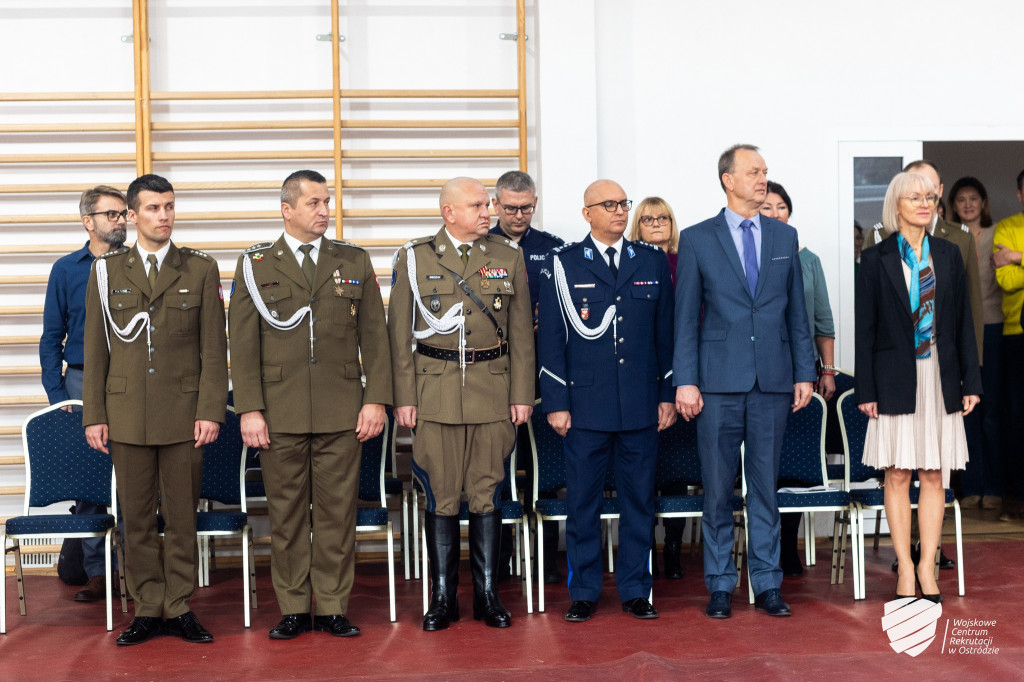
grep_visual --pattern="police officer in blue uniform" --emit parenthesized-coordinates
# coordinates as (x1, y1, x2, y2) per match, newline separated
(488, 170, 565, 584)
(537, 179, 676, 623)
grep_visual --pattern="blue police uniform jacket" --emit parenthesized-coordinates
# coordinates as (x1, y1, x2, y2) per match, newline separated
(490, 224, 564, 315)
(536, 234, 675, 432)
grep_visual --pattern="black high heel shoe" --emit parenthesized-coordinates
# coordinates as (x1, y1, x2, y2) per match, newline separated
(915, 574, 942, 603)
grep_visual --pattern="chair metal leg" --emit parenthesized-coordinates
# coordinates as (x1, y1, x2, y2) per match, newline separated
(116, 530, 128, 613)
(248, 527, 258, 610)
(241, 526, 251, 628)
(105, 530, 113, 632)
(14, 542, 25, 616)
(953, 501, 965, 596)
(804, 512, 813, 566)
(873, 510, 881, 551)
(838, 511, 848, 585)
(513, 521, 522, 577)
(387, 520, 397, 622)
(536, 515, 545, 613)
(605, 519, 615, 573)
(0, 534, 6, 633)
(521, 518, 533, 614)
(413, 488, 421, 580)
(402, 490, 411, 581)
(744, 509, 754, 604)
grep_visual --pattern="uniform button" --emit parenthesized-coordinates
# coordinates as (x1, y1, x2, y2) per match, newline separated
(465, 330, 472, 336)
(570, 381, 574, 386)
(616, 296, 621, 301)
(619, 358, 625, 364)
(647, 294, 651, 298)
(466, 309, 472, 315)
(422, 367, 428, 373)
(432, 288, 438, 293)
(310, 296, 316, 303)
(269, 296, 275, 301)
(750, 336, 755, 341)
(149, 306, 156, 312)
(148, 368, 155, 375)
(311, 358, 318, 364)
(617, 316, 623, 322)
(311, 317, 317, 323)
(181, 303, 187, 308)
(619, 337, 624, 343)
(311, 337, 317, 343)
(149, 325, 156, 331)
(116, 303, 123, 308)
(582, 297, 588, 303)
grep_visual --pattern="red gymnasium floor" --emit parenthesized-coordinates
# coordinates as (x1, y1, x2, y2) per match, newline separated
(1, 539, 1020, 680)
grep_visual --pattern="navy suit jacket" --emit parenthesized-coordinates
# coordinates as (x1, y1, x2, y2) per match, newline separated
(673, 210, 816, 393)
(537, 235, 675, 432)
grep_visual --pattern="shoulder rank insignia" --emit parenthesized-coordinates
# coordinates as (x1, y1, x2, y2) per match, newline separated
(245, 241, 273, 253)
(552, 241, 574, 254)
(583, 247, 594, 261)
(504, 238, 519, 250)
(330, 238, 359, 249)
(872, 222, 884, 233)
(960, 223, 969, 233)
(181, 246, 211, 260)
(635, 240, 660, 251)
(99, 246, 128, 259)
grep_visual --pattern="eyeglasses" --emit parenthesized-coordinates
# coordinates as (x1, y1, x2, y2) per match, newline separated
(86, 209, 128, 222)
(901, 194, 937, 207)
(585, 199, 632, 213)
(497, 203, 536, 216)
(639, 215, 671, 226)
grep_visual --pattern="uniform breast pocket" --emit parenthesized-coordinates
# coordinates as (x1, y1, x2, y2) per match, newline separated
(108, 293, 140, 328)
(165, 293, 202, 336)
(630, 285, 660, 303)
(259, 286, 293, 323)
(417, 276, 454, 316)
(333, 286, 363, 326)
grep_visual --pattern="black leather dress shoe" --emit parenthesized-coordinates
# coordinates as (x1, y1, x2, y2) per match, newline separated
(564, 600, 596, 622)
(621, 598, 659, 619)
(269, 613, 313, 640)
(163, 611, 214, 643)
(314, 615, 360, 638)
(116, 616, 162, 646)
(754, 589, 792, 617)
(705, 591, 732, 619)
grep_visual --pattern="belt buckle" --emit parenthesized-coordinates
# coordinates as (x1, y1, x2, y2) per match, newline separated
(465, 348, 476, 364)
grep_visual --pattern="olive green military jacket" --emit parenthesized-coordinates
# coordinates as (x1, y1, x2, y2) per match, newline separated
(229, 234, 392, 434)
(388, 228, 535, 424)
(866, 216, 984, 363)
(83, 243, 228, 445)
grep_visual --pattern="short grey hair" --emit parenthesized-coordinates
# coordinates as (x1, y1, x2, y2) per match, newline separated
(281, 169, 327, 206)
(881, 172, 937, 235)
(79, 185, 126, 217)
(718, 144, 760, 191)
(494, 170, 535, 198)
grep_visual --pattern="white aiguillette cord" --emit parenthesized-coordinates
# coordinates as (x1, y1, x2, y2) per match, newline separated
(553, 254, 617, 353)
(404, 245, 468, 382)
(242, 253, 315, 359)
(96, 259, 152, 359)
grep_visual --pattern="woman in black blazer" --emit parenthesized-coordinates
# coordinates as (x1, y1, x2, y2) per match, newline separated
(855, 171, 982, 602)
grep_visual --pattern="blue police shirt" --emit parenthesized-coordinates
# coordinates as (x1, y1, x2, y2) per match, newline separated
(490, 224, 564, 317)
(40, 242, 94, 404)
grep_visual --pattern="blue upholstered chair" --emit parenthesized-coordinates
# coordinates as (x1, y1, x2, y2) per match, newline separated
(741, 393, 855, 602)
(1, 401, 126, 633)
(194, 406, 257, 626)
(356, 409, 397, 622)
(838, 390, 965, 600)
(528, 399, 619, 613)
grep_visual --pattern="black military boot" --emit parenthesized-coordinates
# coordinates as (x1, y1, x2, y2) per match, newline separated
(469, 510, 511, 628)
(423, 513, 461, 631)
(497, 524, 514, 582)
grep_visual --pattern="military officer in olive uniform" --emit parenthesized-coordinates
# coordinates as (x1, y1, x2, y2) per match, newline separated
(229, 170, 392, 640)
(83, 174, 228, 646)
(537, 180, 676, 624)
(388, 177, 534, 631)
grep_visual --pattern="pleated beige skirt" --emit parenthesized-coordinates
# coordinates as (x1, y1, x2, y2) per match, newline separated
(862, 346, 968, 488)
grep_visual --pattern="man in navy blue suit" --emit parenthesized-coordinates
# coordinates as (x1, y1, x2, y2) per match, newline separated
(674, 145, 816, 619)
(537, 179, 676, 623)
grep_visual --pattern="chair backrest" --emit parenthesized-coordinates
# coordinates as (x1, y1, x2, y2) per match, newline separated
(22, 400, 113, 512)
(528, 399, 567, 503)
(358, 409, 393, 506)
(200, 406, 246, 508)
(655, 415, 701, 490)
(777, 393, 827, 487)
(834, 369, 855, 398)
(837, 389, 883, 485)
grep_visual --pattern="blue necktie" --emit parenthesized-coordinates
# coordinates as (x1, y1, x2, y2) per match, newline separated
(740, 219, 758, 297)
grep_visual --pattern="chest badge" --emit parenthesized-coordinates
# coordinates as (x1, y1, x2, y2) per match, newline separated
(580, 303, 590, 320)
(481, 278, 490, 289)
(493, 295, 502, 310)
(430, 295, 441, 313)
(350, 303, 357, 317)
(503, 280, 512, 292)
(270, 310, 279, 319)
(333, 269, 342, 286)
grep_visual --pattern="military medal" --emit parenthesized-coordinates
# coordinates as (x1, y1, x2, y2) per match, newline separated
(335, 286, 345, 296)
(333, 269, 342, 285)
(581, 304, 590, 320)
(481, 279, 490, 289)
(350, 303, 357, 317)
(493, 295, 502, 310)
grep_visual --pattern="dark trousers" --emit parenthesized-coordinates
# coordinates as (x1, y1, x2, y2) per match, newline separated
(962, 323, 1003, 497)
(1000, 334, 1024, 499)
(111, 440, 202, 619)
(564, 424, 656, 603)
(698, 387, 790, 595)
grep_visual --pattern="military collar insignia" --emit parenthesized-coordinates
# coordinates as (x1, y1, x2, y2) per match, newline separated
(583, 247, 594, 261)
(627, 245, 636, 259)
(438, 243, 447, 253)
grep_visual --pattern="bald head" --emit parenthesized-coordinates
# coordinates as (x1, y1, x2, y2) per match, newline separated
(440, 176, 492, 242)
(584, 179, 624, 207)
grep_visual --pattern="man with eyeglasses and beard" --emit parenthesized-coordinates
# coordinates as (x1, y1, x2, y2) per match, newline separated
(40, 185, 128, 603)
(488, 170, 565, 586)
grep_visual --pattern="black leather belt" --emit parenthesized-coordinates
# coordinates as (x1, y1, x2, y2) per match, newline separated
(416, 341, 508, 364)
